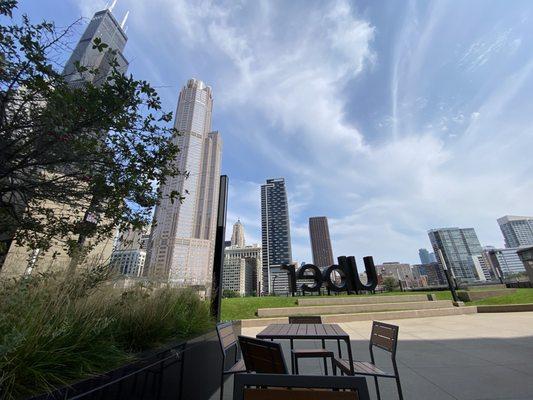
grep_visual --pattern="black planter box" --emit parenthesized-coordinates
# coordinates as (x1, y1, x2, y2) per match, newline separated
(27, 328, 227, 400)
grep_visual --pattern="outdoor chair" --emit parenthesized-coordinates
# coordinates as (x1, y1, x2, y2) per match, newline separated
(289, 315, 335, 375)
(238, 336, 289, 374)
(233, 373, 370, 400)
(333, 321, 403, 400)
(216, 322, 246, 400)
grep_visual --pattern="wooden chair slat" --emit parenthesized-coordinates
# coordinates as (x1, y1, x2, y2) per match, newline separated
(372, 323, 397, 339)
(239, 336, 288, 375)
(371, 333, 395, 352)
(244, 388, 359, 400)
(221, 333, 238, 350)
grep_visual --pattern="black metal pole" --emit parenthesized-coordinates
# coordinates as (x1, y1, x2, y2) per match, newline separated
(210, 175, 228, 322)
(437, 249, 459, 302)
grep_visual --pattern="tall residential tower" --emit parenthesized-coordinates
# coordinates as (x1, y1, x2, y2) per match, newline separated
(497, 216, 533, 248)
(428, 227, 483, 281)
(145, 79, 222, 288)
(261, 178, 292, 294)
(309, 216, 334, 267)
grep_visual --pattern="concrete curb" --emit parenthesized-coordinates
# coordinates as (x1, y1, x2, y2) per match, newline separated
(257, 300, 454, 318)
(297, 294, 431, 306)
(477, 304, 533, 313)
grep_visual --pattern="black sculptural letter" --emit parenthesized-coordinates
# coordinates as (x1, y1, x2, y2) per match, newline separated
(282, 255, 378, 295)
(338, 256, 378, 294)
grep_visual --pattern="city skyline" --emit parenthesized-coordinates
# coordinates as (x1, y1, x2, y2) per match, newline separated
(27, 0, 533, 265)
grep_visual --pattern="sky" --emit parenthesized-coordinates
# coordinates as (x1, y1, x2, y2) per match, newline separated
(20, 0, 533, 265)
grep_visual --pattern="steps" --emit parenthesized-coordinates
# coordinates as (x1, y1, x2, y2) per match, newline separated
(257, 300, 453, 317)
(241, 306, 477, 328)
(297, 294, 431, 306)
(241, 292, 479, 327)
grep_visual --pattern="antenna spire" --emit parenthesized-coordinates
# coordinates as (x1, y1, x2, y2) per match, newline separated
(108, 0, 117, 12)
(120, 10, 129, 28)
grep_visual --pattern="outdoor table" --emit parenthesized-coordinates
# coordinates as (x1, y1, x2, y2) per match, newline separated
(256, 323, 354, 375)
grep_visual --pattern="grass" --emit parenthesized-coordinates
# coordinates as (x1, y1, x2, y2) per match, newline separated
(221, 296, 298, 320)
(471, 288, 533, 305)
(0, 268, 213, 399)
(220, 289, 533, 320)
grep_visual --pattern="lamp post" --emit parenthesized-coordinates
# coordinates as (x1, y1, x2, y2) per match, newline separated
(437, 249, 459, 303)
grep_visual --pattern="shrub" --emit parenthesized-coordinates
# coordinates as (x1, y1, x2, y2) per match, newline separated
(222, 289, 240, 298)
(382, 276, 400, 292)
(0, 269, 213, 399)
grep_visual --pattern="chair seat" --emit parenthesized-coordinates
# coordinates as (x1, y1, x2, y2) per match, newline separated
(292, 349, 335, 358)
(334, 358, 395, 378)
(226, 358, 247, 373)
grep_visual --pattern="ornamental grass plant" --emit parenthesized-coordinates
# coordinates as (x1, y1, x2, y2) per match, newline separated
(0, 268, 213, 399)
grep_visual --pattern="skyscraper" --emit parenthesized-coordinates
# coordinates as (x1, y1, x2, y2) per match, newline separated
(0, 4, 127, 277)
(145, 79, 222, 288)
(223, 221, 262, 296)
(261, 178, 292, 294)
(231, 219, 245, 247)
(418, 248, 431, 264)
(309, 216, 334, 267)
(497, 216, 533, 248)
(63, 5, 129, 86)
(428, 227, 483, 281)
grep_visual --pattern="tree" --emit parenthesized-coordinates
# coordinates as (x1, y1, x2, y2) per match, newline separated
(0, 1, 181, 269)
(382, 276, 399, 292)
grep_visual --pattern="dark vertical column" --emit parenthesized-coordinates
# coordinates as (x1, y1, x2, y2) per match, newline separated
(210, 175, 228, 321)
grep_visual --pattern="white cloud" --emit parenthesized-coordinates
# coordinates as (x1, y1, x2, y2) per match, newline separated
(71, 0, 533, 265)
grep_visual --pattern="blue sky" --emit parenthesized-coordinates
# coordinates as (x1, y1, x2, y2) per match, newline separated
(22, 0, 533, 264)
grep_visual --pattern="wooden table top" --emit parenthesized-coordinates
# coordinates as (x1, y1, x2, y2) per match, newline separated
(256, 323, 349, 340)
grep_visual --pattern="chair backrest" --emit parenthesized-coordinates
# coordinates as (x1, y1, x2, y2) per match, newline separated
(233, 373, 370, 400)
(370, 321, 399, 354)
(288, 315, 322, 324)
(238, 336, 288, 374)
(217, 321, 238, 356)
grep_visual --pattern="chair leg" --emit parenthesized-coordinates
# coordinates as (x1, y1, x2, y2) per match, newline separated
(290, 339, 294, 374)
(395, 376, 404, 400)
(373, 376, 381, 400)
(295, 356, 299, 375)
(332, 360, 337, 376)
(323, 357, 328, 375)
(219, 373, 225, 400)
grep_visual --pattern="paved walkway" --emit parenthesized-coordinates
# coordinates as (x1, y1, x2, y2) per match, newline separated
(241, 312, 533, 400)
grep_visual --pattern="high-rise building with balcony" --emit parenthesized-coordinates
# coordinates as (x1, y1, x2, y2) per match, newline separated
(497, 216, 533, 248)
(261, 178, 292, 294)
(309, 216, 334, 267)
(145, 79, 222, 288)
(428, 227, 483, 281)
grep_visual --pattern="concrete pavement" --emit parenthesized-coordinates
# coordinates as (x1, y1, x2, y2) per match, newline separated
(241, 312, 533, 400)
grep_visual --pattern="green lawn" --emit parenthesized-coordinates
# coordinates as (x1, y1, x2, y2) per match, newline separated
(221, 296, 298, 320)
(471, 288, 533, 305)
(220, 289, 533, 320)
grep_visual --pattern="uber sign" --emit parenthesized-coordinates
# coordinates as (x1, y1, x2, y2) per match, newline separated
(281, 256, 378, 295)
